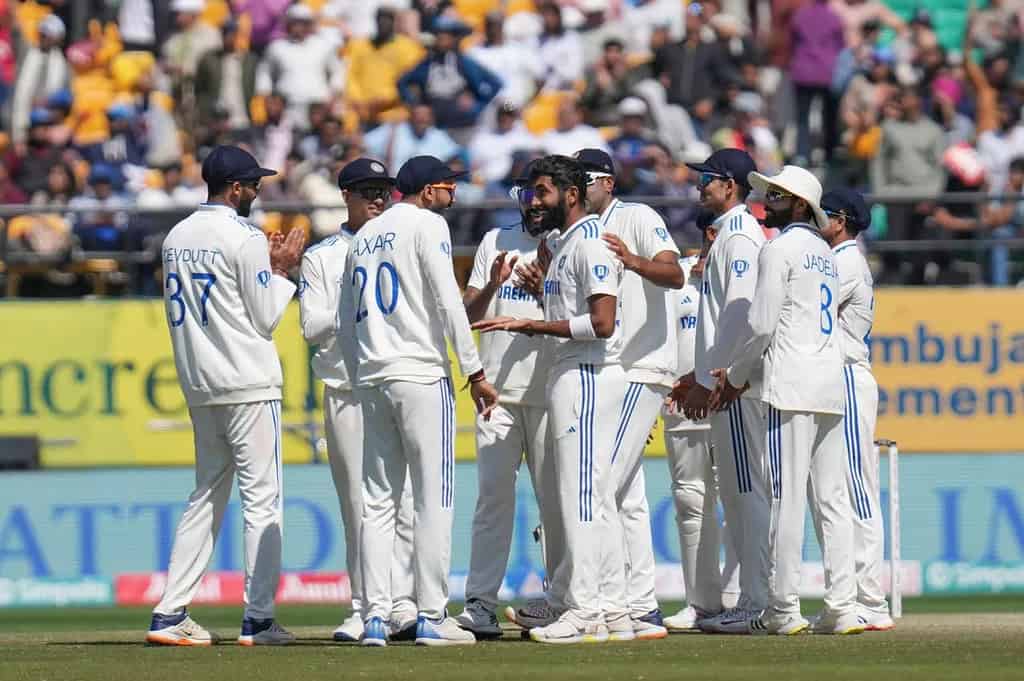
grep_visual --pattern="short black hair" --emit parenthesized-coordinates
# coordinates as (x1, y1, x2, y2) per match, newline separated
(1011, 157, 1024, 174)
(528, 155, 587, 200)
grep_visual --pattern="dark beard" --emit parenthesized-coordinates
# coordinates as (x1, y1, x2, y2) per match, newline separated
(540, 196, 567, 232)
(764, 205, 794, 229)
(238, 197, 254, 217)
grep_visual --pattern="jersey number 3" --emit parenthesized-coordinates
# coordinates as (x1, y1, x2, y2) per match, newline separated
(353, 262, 400, 322)
(166, 272, 218, 327)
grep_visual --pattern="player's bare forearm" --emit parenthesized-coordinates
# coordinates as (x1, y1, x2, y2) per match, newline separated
(629, 256, 685, 288)
(463, 284, 497, 323)
(471, 317, 572, 337)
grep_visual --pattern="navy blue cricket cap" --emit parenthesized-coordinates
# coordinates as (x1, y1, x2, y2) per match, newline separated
(395, 155, 465, 195)
(686, 148, 756, 189)
(337, 158, 396, 190)
(821, 188, 871, 232)
(201, 145, 277, 186)
(574, 148, 615, 175)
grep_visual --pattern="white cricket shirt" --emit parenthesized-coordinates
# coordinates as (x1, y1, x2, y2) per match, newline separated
(694, 203, 766, 397)
(833, 239, 874, 371)
(727, 223, 844, 415)
(299, 227, 354, 391)
(663, 255, 709, 432)
(542, 214, 623, 368)
(338, 202, 483, 386)
(162, 203, 296, 407)
(468, 224, 547, 406)
(599, 198, 681, 387)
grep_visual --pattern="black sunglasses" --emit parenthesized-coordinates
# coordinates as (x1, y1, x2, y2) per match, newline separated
(698, 172, 730, 188)
(349, 185, 393, 202)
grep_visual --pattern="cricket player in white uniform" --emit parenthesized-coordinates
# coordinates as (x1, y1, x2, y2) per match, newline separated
(474, 154, 627, 644)
(338, 155, 499, 647)
(820, 189, 893, 632)
(299, 158, 416, 643)
(673, 149, 771, 634)
(456, 176, 562, 639)
(147, 145, 306, 646)
(573, 148, 683, 639)
(718, 166, 862, 635)
(662, 243, 741, 631)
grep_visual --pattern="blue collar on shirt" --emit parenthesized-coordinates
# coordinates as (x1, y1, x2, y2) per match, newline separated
(599, 198, 621, 225)
(563, 213, 601, 238)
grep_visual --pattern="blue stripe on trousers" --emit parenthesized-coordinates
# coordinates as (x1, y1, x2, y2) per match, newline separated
(843, 367, 871, 519)
(611, 382, 643, 463)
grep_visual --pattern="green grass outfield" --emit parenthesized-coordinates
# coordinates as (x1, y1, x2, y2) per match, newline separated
(1, 596, 1022, 681)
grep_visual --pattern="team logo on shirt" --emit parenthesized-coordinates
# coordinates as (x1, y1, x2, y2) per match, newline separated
(593, 264, 609, 281)
(257, 270, 271, 288)
(731, 259, 750, 278)
(558, 255, 567, 271)
(655, 227, 669, 241)
(297, 277, 309, 297)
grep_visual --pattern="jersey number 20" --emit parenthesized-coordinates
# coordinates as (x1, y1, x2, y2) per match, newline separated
(352, 262, 399, 322)
(166, 272, 217, 327)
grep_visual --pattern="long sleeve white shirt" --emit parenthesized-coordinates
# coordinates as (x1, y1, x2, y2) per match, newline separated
(467, 224, 547, 406)
(663, 255, 709, 432)
(299, 227, 354, 390)
(598, 198, 680, 387)
(338, 202, 482, 387)
(726, 223, 844, 415)
(543, 214, 623, 368)
(162, 203, 296, 407)
(693, 204, 765, 396)
(833, 239, 874, 370)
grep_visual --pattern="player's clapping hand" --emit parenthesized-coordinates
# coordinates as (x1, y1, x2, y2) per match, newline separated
(269, 228, 307, 274)
(537, 238, 553, 272)
(665, 372, 696, 413)
(708, 368, 748, 412)
(471, 317, 535, 335)
(601, 232, 640, 272)
(471, 379, 499, 421)
(681, 382, 712, 421)
(514, 259, 545, 300)
(489, 251, 518, 287)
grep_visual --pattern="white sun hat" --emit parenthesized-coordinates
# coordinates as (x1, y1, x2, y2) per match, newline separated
(747, 164, 828, 230)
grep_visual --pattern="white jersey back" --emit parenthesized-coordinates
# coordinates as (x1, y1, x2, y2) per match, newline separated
(694, 204, 766, 397)
(543, 214, 623, 367)
(339, 202, 483, 386)
(468, 224, 546, 406)
(663, 255, 709, 432)
(162, 203, 296, 407)
(751, 225, 844, 414)
(599, 198, 681, 387)
(833, 239, 873, 370)
(299, 228, 353, 390)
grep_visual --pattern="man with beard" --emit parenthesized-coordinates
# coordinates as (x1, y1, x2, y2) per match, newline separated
(576, 148, 684, 641)
(149, 145, 306, 646)
(712, 165, 861, 636)
(456, 165, 562, 639)
(670, 148, 771, 635)
(339, 155, 498, 647)
(299, 159, 417, 643)
(473, 155, 625, 644)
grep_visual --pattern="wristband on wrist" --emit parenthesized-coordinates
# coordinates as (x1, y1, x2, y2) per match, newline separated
(568, 313, 598, 340)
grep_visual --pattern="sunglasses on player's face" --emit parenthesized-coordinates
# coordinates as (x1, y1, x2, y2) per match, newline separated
(429, 182, 457, 194)
(697, 172, 729, 189)
(350, 185, 392, 202)
(765, 188, 794, 202)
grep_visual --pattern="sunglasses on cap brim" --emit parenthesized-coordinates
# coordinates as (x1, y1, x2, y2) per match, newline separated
(765, 187, 795, 202)
(586, 172, 613, 185)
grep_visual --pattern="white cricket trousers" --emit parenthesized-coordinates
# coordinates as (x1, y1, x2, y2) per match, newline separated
(599, 382, 665, 618)
(709, 397, 770, 611)
(155, 400, 283, 620)
(765, 406, 857, 617)
(359, 378, 457, 621)
(323, 386, 415, 620)
(547, 362, 627, 623)
(664, 428, 740, 613)
(464, 403, 560, 610)
(841, 365, 888, 614)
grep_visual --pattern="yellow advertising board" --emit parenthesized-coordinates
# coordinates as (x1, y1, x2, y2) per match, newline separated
(2, 288, 1021, 466)
(0, 300, 669, 466)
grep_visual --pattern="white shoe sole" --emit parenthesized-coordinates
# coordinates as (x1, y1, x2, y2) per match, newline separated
(530, 630, 609, 644)
(361, 637, 387, 647)
(415, 636, 477, 646)
(146, 632, 214, 646)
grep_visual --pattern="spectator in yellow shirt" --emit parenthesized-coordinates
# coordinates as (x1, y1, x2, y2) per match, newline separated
(345, 7, 424, 126)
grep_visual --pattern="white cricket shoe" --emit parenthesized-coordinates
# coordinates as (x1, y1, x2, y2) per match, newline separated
(237, 618, 295, 646)
(455, 599, 503, 639)
(812, 610, 866, 635)
(605, 612, 636, 641)
(146, 612, 219, 646)
(664, 606, 717, 632)
(505, 599, 562, 629)
(857, 607, 895, 632)
(415, 614, 477, 646)
(700, 607, 759, 634)
(748, 611, 809, 636)
(530, 611, 609, 645)
(333, 613, 364, 642)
